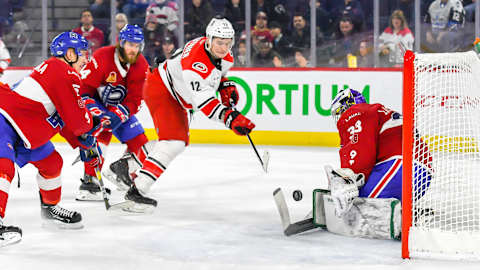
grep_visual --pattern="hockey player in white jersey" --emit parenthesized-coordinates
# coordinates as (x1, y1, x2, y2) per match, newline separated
(122, 17, 255, 212)
(425, 0, 465, 52)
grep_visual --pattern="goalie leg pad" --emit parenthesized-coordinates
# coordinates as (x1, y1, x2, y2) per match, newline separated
(322, 194, 401, 240)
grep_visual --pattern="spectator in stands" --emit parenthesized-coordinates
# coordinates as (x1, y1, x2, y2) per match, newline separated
(330, 0, 364, 33)
(314, 0, 332, 37)
(0, 37, 10, 78)
(73, 10, 105, 53)
(234, 39, 248, 67)
(289, 13, 311, 54)
(329, 16, 360, 67)
(122, 0, 151, 19)
(185, 0, 214, 40)
(293, 48, 310, 67)
(356, 39, 372, 67)
(251, 0, 289, 28)
(252, 11, 273, 50)
(110, 13, 128, 43)
(270, 21, 293, 63)
(252, 38, 282, 67)
(224, 0, 245, 37)
(143, 14, 165, 65)
(425, 0, 466, 53)
(145, 0, 179, 33)
(89, 0, 110, 19)
(378, 10, 413, 67)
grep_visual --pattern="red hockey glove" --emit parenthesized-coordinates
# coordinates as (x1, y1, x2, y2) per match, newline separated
(218, 78, 239, 107)
(224, 109, 255, 136)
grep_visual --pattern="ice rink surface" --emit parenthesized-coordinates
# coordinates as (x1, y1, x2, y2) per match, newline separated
(1, 143, 479, 270)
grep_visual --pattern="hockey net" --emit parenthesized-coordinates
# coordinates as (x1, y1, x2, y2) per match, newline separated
(402, 50, 480, 260)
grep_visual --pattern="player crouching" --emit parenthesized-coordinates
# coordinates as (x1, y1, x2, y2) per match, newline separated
(0, 32, 103, 246)
(275, 89, 432, 240)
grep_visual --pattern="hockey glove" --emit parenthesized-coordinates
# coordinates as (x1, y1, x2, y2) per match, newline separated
(105, 104, 129, 130)
(79, 142, 103, 167)
(218, 78, 239, 107)
(77, 115, 110, 149)
(223, 109, 255, 136)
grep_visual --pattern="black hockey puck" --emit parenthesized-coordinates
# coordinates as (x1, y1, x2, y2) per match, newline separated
(292, 190, 303, 201)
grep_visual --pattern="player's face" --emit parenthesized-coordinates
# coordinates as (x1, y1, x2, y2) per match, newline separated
(123, 41, 141, 64)
(72, 50, 88, 72)
(210, 37, 232, 59)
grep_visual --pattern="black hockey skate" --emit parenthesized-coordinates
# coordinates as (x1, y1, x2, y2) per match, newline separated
(0, 221, 22, 247)
(123, 185, 157, 213)
(76, 174, 111, 201)
(103, 156, 133, 191)
(40, 194, 83, 229)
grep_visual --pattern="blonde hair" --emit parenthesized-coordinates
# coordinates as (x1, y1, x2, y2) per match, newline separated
(389, 10, 408, 30)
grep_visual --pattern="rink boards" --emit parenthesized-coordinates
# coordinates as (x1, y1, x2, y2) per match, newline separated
(1, 67, 403, 146)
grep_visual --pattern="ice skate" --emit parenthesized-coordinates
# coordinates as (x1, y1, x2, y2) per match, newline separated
(102, 155, 133, 191)
(40, 197, 84, 229)
(0, 217, 22, 247)
(76, 173, 111, 201)
(123, 185, 157, 213)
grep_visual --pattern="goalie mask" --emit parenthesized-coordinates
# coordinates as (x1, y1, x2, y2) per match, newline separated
(330, 89, 366, 124)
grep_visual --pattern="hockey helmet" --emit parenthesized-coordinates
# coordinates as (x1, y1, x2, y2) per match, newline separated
(205, 17, 235, 51)
(331, 89, 366, 123)
(119, 24, 145, 51)
(50, 31, 89, 57)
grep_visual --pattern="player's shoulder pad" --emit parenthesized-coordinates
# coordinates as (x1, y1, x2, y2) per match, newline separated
(181, 37, 216, 79)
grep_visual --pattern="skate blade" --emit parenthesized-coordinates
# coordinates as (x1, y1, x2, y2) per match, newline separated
(42, 220, 84, 230)
(76, 190, 109, 201)
(0, 232, 22, 247)
(121, 202, 156, 214)
(102, 170, 129, 191)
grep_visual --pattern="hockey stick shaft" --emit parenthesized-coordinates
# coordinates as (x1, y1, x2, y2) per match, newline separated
(89, 147, 111, 210)
(246, 133, 267, 172)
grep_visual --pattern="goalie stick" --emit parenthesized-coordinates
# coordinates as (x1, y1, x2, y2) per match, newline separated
(273, 188, 318, 236)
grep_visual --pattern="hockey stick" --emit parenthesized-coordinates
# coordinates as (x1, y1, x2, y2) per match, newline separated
(90, 148, 133, 211)
(273, 188, 318, 236)
(246, 133, 270, 173)
(231, 104, 270, 173)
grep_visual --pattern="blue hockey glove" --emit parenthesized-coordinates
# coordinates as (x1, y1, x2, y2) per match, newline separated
(105, 104, 129, 130)
(79, 142, 103, 167)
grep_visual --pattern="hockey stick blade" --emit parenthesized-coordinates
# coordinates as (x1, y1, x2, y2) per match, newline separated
(273, 188, 318, 236)
(284, 218, 317, 236)
(262, 150, 270, 173)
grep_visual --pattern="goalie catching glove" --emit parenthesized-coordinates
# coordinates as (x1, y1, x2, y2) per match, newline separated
(325, 166, 365, 217)
(218, 78, 239, 107)
(223, 109, 255, 136)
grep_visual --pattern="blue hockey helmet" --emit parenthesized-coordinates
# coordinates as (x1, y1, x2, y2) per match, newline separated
(50, 31, 89, 57)
(331, 89, 366, 123)
(119, 24, 144, 51)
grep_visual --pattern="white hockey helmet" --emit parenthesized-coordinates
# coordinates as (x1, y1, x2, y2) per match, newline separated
(205, 18, 235, 51)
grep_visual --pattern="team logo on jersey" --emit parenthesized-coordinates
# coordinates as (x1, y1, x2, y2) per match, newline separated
(192, 62, 208, 73)
(106, 71, 117, 83)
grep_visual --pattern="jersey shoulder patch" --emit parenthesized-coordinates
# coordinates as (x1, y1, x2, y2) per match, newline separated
(181, 37, 216, 79)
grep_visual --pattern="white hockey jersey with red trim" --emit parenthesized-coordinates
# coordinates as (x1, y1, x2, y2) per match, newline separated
(158, 36, 234, 122)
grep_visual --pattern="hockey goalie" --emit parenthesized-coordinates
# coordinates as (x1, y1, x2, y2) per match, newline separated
(275, 89, 432, 240)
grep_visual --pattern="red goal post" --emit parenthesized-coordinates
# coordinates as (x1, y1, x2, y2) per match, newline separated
(402, 50, 480, 260)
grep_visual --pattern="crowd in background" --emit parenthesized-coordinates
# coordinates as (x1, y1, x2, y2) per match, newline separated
(0, 0, 478, 70)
